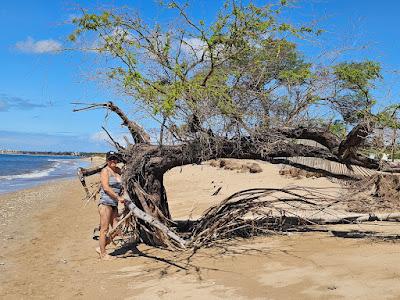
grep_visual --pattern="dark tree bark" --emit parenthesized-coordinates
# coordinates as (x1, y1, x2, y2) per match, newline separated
(338, 121, 372, 160)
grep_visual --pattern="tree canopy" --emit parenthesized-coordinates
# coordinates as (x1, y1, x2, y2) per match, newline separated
(70, 0, 397, 148)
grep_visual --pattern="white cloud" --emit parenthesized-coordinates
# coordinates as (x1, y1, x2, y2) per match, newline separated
(81, 27, 134, 54)
(90, 131, 128, 146)
(181, 37, 208, 59)
(0, 130, 103, 152)
(15, 37, 62, 54)
(0, 93, 46, 111)
(111, 27, 134, 43)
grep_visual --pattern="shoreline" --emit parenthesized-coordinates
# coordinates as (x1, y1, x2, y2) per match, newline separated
(1, 161, 400, 299)
(0, 156, 92, 196)
(0, 153, 84, 158)
(0, 176, 77, 197)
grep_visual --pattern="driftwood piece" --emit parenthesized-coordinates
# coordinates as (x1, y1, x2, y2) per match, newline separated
(77, 163, 107, 199)
(355, 213, 400, 222)
(78, 163, 107, 177)
(330, 230, 400, 239)
(338, 121, 372, 159)
(107, 211, 133, 239)
(380, 168, 400, 173)
(124, 199, 186, 249)
(84, 182, 101, 206)
(283, 212, 400, 224)
(77, 168, 90, 198)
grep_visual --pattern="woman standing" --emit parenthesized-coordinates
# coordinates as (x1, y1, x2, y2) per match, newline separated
(97, 151, 124, 260)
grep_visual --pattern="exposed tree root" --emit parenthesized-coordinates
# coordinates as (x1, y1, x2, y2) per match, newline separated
(95, 185, 400, 250)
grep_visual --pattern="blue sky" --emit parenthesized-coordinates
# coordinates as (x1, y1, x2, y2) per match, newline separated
(0, 0, 399, 152)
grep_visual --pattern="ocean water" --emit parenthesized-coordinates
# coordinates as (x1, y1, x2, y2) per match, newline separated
(0, 154, 90, 194)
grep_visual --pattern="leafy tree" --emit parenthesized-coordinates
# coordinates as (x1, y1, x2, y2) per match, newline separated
(72, 1, 397, 247)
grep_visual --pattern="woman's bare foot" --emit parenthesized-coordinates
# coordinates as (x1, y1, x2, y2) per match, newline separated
(96, 247, 116, 260)
(100, 253, 116, 261)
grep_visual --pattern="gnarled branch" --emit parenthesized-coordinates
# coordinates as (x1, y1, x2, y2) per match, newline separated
(73, 101, 151, 144)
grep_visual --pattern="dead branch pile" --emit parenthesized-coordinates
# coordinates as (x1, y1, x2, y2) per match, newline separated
(103, 187, 336, 249)
(186, 187, 360, 248)
(82, 171, 400, 250)
(345, 173, 400, 213)
(186, 186, 400, 248)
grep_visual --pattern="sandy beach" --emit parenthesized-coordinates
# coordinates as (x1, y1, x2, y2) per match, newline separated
(1, 160, 400, 299)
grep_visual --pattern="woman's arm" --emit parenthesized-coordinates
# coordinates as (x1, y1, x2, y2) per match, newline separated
(100, 168, 124, 203)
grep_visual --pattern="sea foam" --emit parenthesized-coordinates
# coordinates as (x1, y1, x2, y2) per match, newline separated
(0, 166, 57, 180)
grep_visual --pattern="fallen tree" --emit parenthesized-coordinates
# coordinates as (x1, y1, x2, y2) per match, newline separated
(75, 100, 400, 248)
(71, 1, 400, 249)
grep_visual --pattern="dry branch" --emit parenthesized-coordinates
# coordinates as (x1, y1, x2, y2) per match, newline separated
(182, 186, 400, 248)
(73, 101, 150, 144)
(107, 211, 133, 239)
(124, 198, 187, 249)
(102, 126, 125, 151)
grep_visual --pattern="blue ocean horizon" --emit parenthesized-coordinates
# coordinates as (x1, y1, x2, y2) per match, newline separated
(0, 154, 90, 194)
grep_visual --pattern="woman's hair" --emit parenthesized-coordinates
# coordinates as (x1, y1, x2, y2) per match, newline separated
(106, 151, 122, 162)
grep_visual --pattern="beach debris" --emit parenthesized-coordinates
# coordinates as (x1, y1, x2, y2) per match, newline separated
(186, 187, 400, 248)
(279, 167, 324, 179)
(84, 182, 400, 250)
(124, 198, 187, 249)
(77, 167, 104, 203)
(211, 187, 222, 196)
(330, 230, 400, 240)
(345, 173, 400, 212)
(208, 159, 263, 173)
(107, 211, 133, 241)
(92, 226, 100, 240)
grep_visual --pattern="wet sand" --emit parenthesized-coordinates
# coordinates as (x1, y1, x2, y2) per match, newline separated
(1, 161, 399, 299)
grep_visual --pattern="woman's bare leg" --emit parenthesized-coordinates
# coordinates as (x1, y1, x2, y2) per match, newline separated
(98, 204, 113, 258)
(108, 207, 121, 240)
(111, 207, 119, 228)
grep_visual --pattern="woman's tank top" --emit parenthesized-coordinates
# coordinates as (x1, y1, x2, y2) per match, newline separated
(99, 170, 122, 207)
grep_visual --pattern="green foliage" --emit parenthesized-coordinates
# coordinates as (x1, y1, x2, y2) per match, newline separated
(328, 121, 347, 139)
(278, 64, 312, 85)
(330, 61, 383, 123)
(334, 61, 381, 91)
(68, 0, 391, 136)
(376, 104, 400, 129)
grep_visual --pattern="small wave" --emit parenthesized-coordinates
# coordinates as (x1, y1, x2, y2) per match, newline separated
(48, 158, 80, 167)
(0, 166, 57, 180)
(47, 158, 73, 162)
(0, 160, 83, 181)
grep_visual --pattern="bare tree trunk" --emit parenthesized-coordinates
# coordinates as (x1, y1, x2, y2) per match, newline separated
(391, 127, 397, 162)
